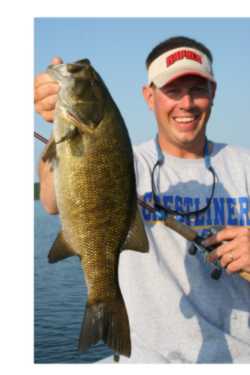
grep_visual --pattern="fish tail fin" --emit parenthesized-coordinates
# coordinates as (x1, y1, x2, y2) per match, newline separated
(79, 295, 131, 357)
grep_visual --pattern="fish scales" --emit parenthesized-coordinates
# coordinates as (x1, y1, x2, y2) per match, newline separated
(57, 126, 135, 299)
(42, 59, 149, 357)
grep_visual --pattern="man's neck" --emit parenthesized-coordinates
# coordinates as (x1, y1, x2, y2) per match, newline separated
(158, 137, 207, 159)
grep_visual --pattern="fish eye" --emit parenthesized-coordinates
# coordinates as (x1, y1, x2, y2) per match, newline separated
(67, 64, 84, 74)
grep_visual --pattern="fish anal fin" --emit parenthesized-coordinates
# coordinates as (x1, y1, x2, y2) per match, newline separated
(122, 207, 149, 253)
(48, 231, 77, 263)
(41, 135, 57, 162)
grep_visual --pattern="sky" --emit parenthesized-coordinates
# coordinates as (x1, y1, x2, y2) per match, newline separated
(34, 17, 250, 180)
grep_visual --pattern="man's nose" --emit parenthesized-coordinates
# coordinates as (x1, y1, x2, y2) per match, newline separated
(179, 92, 194, 110)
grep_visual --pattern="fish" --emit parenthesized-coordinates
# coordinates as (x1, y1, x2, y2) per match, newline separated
(41, 59, 149, 357)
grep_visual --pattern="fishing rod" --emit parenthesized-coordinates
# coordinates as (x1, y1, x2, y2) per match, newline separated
(34, 131, 250, 282)
(138, 198, 250, 282)
(34, 131, 49, 144)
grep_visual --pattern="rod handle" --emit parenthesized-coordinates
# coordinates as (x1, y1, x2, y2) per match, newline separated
(163, 218, 250, 283)
(164, 217, 197, 241)
(239, 271, 250, 282)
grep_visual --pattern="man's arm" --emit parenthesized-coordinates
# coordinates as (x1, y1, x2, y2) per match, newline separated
(35, 56, 63, 214)
(39, 159, 58, 214)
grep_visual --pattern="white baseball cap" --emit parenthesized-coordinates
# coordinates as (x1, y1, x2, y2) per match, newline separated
(148, 47, 216, 88)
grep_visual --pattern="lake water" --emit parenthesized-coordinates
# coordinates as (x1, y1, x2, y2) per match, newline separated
(34, 201, 113, 363)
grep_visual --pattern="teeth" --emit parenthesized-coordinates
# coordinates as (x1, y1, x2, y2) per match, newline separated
(174, 117, 195, 123)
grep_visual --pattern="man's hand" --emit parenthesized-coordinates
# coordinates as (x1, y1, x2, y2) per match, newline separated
(202, 226, 250, 274)
(34, 57, 63, 122)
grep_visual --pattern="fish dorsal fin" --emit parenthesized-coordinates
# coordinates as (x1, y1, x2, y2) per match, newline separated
(122, 207, 149, 253)
(48, 231, 77, 263)
(41, 135, 57, 162)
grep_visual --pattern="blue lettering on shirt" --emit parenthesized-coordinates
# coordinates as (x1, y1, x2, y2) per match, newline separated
(194, 198, 205, 226)
(163, 195, 173, 210)
(213, 198, 225, 225)
(183, 197, 193, 225)
(239, 197, 250, 225)
(205, 198, 213, 226)
(141, 193, 250, 227)
(227, 198, 238, 225)
(142, 192, 153, 221)
(175, 196, 185, 223)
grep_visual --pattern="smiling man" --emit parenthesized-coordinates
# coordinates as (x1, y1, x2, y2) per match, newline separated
(142, 38, 216, 158)
(35, 35, 250, 363)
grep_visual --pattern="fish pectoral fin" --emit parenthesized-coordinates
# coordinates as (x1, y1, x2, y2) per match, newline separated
(55, 125, 79, 144)
(48, 231, 77, 263)
(41, 135, 57, 162)
(122, 207, 149, 253)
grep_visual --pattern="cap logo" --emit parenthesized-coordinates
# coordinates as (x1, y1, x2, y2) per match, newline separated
(166, 49, 202, 67)
(148, 47, 215, 88)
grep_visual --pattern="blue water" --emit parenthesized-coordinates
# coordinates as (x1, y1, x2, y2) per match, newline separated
(34, 201, 113, 363)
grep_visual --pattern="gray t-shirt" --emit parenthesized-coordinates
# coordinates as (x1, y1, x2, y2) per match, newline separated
(118, 139, 250, 363)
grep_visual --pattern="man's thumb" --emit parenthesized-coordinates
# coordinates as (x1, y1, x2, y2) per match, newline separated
(51, 56, 63, 65)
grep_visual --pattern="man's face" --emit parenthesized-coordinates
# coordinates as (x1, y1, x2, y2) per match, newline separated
(143, 75, 216, 154)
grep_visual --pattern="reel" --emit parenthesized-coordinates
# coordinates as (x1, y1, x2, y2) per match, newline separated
(188, 227, 223, 280)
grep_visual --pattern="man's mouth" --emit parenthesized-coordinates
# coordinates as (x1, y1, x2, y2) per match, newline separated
(173, 115, 199, 124)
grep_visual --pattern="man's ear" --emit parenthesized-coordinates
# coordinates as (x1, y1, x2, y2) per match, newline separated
(142, 85, 155, 111)
(210, 82, 216, 100)
(207, 82, 216, 108)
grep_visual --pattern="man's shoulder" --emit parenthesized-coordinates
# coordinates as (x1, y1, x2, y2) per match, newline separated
(132, 139, 157, 183)
(133, 138, 155, 153)
(133, 138, 157, 160)
(212, 142, 250, 160)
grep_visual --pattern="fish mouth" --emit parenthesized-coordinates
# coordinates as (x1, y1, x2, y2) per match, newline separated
(47, 63, 71, 79)
(50, 60, 106, 128)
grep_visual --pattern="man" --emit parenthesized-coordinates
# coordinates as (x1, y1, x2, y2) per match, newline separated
(35, 36, 250, 363)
